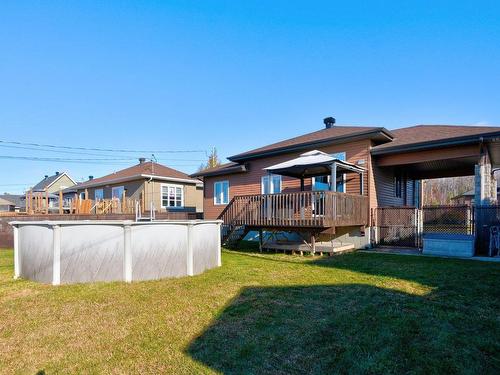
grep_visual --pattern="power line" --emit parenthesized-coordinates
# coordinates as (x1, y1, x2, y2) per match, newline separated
(0, 183, 32, 186)
(0, 155, 200, 166)
(0, 145, 205, 161)
(0, 143, 140, 158)
(0, 139, 207, 154)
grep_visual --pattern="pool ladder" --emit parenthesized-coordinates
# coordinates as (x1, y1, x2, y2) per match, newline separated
(135, 201, 156, 222)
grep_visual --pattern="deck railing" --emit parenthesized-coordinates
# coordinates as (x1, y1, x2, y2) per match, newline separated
(218, 191, 369, 228)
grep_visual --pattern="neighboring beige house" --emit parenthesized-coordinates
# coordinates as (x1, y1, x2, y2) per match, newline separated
(31, 171, 76, 194)
(69, 158, 203, 213)
(26, 171, 77, 211)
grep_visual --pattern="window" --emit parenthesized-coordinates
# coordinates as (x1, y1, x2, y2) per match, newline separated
(214, 181, 229, 205)
(261, 174, 282, 194)
(94, 189, 104, 201)
(395, 172, 403, 198)
(162, 184, 184, 208)
(112, 186, 125, 200)
(79, 192, 85, 200)
(312, 174, 346, 192)
(330, 151, 346, 161)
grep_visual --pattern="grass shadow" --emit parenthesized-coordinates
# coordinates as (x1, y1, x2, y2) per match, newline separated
(188, 252, 500, 374)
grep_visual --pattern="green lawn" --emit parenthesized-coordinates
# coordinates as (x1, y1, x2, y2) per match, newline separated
(1, 248, 499, 374)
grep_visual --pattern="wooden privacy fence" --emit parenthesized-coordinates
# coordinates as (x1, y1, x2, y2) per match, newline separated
(218, 191, 369, 228)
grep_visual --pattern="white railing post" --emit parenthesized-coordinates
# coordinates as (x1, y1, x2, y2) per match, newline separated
(186, 223, 194, 276)
(123, 223, 132, 282)
(13, 225, 20, 279)
(52, 225, 61, 286)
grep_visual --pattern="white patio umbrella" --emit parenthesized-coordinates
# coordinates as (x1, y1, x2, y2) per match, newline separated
(264, 150, 364, 176)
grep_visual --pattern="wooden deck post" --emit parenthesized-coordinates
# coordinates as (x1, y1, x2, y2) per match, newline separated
(122, 190, 126, 213)
(259, 229, 263, 253)
(311, 233, 316, 255)
(59, 189, 63, 215)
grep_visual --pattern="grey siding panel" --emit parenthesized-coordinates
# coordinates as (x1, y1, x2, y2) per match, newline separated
(374, 165, 415, 207)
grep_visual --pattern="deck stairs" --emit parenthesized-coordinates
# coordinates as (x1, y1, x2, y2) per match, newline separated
(221, 224, 249, 247)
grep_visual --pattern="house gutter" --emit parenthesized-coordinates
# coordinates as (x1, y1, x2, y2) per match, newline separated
(371, 132, 500, 156)
(228, 128, 394, 162)
(73, 174, 202, 189)
(190, 164, 248, 178)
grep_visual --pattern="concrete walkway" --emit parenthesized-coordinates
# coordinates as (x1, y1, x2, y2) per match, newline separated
(362, 247, 500, 262)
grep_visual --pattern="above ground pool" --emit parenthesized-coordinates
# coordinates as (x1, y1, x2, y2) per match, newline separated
(10, 220, 222, 285)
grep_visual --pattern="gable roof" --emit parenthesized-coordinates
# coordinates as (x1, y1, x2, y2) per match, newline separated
(190, 162, 247, 178)
(32, 172, 76, 192)
(0, 194, 23, 208)
(74, 161, 201, 189)
(371, 125, 500, 154)
(229, 126, 394, 162)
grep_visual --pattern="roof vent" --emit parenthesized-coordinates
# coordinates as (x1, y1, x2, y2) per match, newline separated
(44, 175, 49, 179)
(89, 176, 94, 180)
(323, 117, 336, 129)
(139, 157, 146, 164)
(55, 171, 60, 175)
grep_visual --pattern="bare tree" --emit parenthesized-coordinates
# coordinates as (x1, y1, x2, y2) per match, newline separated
(198, 147, 221, 171)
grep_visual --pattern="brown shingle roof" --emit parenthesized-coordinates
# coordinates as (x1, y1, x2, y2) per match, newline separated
(76, 161, 199, 188)
(372, 125, 500, 153)
(190, 162, 246, 178)
(229, 126, 393, 161)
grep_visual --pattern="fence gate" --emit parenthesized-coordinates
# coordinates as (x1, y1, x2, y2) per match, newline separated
(372, 207, 420, 248)
(475, 205, 500, 256)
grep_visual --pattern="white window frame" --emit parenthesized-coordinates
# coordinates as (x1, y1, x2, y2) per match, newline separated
(161, 183, 184, 209)
(111, 186, 125, 200)
(214, 180, 229, 205)
(94, 188, 104, 201)
(261, 174, 282, 194)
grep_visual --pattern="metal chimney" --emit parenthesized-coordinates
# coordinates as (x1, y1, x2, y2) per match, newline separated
(323, 117, 336, 129)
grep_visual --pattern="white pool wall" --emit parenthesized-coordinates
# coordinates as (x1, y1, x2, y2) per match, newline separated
(10, 220, 222, 285)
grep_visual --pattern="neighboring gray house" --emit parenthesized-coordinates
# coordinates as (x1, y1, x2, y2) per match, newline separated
(451, 187, 500, 206)
(0, 194, 24, 212)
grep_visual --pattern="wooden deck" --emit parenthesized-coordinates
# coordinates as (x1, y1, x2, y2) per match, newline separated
(218, 191, 369, 229)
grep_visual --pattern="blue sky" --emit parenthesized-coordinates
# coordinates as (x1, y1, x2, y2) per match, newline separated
(1, 1, 499, 193)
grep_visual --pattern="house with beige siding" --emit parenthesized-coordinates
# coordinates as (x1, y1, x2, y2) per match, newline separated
(70, 158, 203, 214)
(192, 119, 500, 251)
(25, 171, 77, 213)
